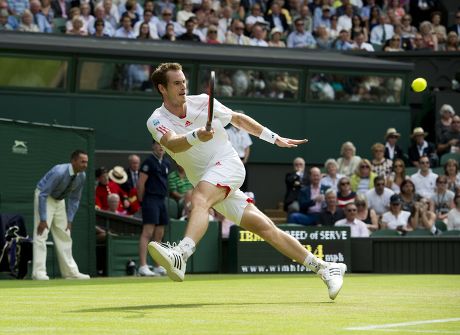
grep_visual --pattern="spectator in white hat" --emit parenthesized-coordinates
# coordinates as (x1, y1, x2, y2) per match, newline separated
(384, 127, 405, 162)
(408, 127, 437, 167)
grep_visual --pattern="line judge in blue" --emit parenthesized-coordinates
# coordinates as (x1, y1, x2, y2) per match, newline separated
(32, 149, 90, 280)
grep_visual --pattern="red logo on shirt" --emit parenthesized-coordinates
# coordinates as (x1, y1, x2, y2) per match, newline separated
(184, 120, 192, 127)
(215, 161, 221, 166)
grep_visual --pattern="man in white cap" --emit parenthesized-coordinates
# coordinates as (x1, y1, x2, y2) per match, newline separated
(408, 127, 437, 167)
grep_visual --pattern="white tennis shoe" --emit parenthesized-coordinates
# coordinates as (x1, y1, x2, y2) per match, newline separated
(148, 242, 186, 282)
(319, 262, 347, 300)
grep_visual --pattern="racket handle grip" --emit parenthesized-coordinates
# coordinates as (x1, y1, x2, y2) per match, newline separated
(205, 122, 212, 131)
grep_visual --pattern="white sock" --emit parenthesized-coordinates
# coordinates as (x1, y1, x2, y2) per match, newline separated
(303, 254, 326, 273)
(178, 237, 196, 262)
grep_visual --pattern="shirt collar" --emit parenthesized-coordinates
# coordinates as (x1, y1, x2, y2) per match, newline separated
(68, 164, 76, 176)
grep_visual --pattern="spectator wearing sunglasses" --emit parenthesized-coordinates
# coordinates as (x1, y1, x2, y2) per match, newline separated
(334, 203, 370, 237)
(350, 159, 377, 195)
(411, 156, 438, 199)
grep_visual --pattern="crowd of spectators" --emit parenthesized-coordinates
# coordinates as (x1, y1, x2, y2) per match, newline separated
(0, 0, 459, 51)
(283, 103, 460, 236)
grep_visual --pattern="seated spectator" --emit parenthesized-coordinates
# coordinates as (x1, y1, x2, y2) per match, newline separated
(419, 20, 438, 51)
(333, 29, 354, 50)
(107, 193, 128, 215)
(115, 13, 136, 38)
(412, 32, 429, 51)
(294, 5, 313, 33)
(153, 0, 175, 18)
(320, 158, 344, 192)
(313, 5, 332, 32)
(336, 0, 359, 17)
(18, 9, 40, 32)
(365, 175, 394, 216)
(265, 2, 290, 35)
(355, 194, 379, 232)
(0, 9, 13, 30)
(176, 1, 193, 27)
(430, 175, 454, 224)
(411, 156, 438, 199)
(386, 158, 407, 193)
(408, 198, 437, 234)
(399, 179, 422, 212)
(133, 9, 159, 39)
(29, 0, 52, 33)
(217, 5, 233, 37)
(447, 194, 460, 231)
(350, 159, 377, 194)
(431, 11, 446, 45)
(95, 166, 130, 212)
(245, 3, 267, 32)
(121, 0, 140, 27)
(168, 165, 193, 206)
(162, 22, 176, 41)
(438, 115, 460, 157)
(337, 141, 361, 177)
(337, 176, 357, 207)
(318, 189, 345, 226)
(381, 194, 411, 232)
(287, 167, 328, 226)
(438, 104, 457, 132)
(443, 159, 460, 194)
(360, 0, 378, 23)
(367, 6, 380, 33)
(50, 0, 70, 20)
(92, 18, 110, 37)
(352, 31, 374, 51)
(268, 27, 286, 47)
(225, 19, 251, 45)
(89, 6, 114, 36)
(65, 6, 81, 33)
(400, 14, 417, 40)
(6, 0, 28, 17)
(137, 22, 152, 39)
(334, 202, 370, 237)
(444, 31, 459, 51)
(351, 14, 368, 41)
(157, 8, 185, 38)
(370, 14, 394, 47)
(388, 0, 405, 20)
(329, 15, 340, 40)
(287, 18, 317, 48)
(384, 34, 404, 51)
(316, 25, 333, 49)
(337, 4, 353, 33)
(447, 10, 460, 37)
(80, 2, 95, 33)
(408, 127, 437, 168)
(371, 142, 393, 179)
(250, 23, 269, 47)
(177, 17, 201, 42)
(66, 16, 87, 35)
(284, 157, 309, 213)
(102, 0, 119, 30)
(384, 127, 405, 162)
(206, 24, 220, 44)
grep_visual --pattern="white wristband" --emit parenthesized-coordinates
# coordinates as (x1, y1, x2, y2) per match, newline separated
(185, 130, 200, 146)
(259, 127, 278, 144)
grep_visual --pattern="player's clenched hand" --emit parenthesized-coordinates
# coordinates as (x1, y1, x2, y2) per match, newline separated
(196, 127, 215, 142)
(275, 137, 309, 148)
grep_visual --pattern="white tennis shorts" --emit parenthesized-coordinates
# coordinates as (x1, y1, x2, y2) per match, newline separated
(201, 157, 252, 225)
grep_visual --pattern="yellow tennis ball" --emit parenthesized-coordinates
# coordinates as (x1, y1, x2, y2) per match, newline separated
(411, 78, 427, 92)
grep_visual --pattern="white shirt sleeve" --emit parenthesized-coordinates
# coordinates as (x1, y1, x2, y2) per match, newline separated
(213, 97, 233, 127)
(146, 113, 176, 143)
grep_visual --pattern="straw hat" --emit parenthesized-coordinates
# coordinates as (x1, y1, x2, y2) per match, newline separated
(108, 166, 128, 184)
(411, 127, 428, 138)
(385, 127, 401, 139)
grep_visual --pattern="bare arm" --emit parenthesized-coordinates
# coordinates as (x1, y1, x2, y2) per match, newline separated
(160, 128, 214, 153)
(230, 111, 308, 148)
(137, 172, 148, 202)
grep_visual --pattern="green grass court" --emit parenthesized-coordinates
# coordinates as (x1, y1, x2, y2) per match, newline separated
(1, 274, 459, 335)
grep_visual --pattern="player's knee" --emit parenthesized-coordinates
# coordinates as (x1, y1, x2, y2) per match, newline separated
(191, 193, 211, 211)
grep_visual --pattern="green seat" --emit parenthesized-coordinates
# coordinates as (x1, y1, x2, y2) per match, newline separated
(440, 153, 460, 166)
(53, 18, 67, 34)
(442, 230, 460, 236)
(405, 229, 433, 236)
(165, 197, 179, 219)
(435, 220, 447, 232)
(371, 229, 400, 237)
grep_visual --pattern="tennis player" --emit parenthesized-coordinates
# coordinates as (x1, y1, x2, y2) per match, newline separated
(146, 63, 346, 300)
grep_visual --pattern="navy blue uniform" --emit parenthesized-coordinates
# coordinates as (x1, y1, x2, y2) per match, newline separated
(140, 154, 170, 225)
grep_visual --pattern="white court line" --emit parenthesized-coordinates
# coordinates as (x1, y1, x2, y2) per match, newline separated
(345, 318, 460, 332)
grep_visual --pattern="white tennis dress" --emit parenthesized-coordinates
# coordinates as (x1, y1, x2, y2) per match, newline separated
(147, 94, 252, 224)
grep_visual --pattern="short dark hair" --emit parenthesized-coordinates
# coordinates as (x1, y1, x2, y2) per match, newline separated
(151, 62, 182, 95)
(374, 175, 385, 184)
(71, 149, 87, 160)
(95, 166, 107, 178)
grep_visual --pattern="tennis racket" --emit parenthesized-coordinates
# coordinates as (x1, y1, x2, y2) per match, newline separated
(206, 71, 215, 131)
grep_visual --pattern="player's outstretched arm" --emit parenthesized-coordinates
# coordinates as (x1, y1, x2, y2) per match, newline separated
(230, 111, 308, 148)
(160, 128, 214, 153)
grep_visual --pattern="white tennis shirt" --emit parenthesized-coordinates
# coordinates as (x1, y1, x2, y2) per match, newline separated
(147, 94, 240, 186)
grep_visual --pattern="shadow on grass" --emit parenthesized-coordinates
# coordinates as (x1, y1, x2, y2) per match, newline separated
(71, 301, 333, 313)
